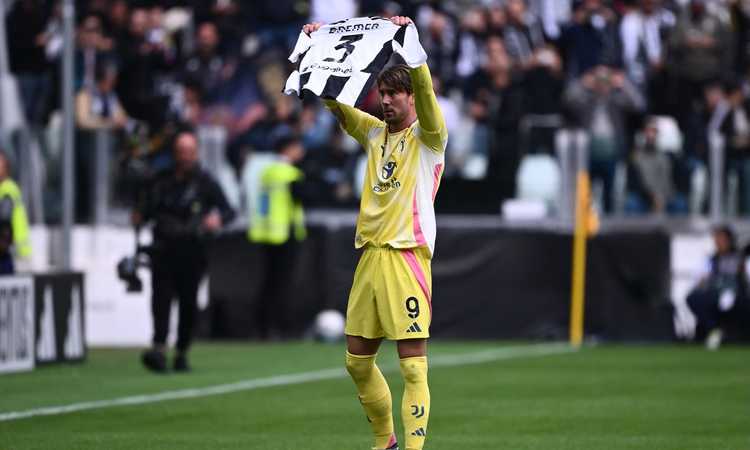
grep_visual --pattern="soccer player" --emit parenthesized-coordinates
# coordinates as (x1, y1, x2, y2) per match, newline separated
(303, 16, 447, 450)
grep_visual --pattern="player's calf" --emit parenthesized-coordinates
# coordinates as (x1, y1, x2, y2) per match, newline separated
(399, 356, 430, 450)
(345, 352, 396, 450)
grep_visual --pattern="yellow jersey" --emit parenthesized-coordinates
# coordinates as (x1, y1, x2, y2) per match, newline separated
(325, 64, 447, 257)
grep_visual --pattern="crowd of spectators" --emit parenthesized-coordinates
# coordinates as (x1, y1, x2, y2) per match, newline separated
(9, 0, 750, 216)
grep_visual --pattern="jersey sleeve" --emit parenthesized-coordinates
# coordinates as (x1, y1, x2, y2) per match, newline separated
(410, 64, 448, 153)
(206, 175, 236, 226)
(324, 99, 383, 148)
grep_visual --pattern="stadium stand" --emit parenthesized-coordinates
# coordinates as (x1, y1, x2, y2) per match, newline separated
(5, 0, 750, 222)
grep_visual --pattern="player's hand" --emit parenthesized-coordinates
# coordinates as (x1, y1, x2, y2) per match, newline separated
(390, 16, 413, 27)
(303, 22, 323, 35)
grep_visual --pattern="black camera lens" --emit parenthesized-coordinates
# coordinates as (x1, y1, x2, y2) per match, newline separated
(117, 256, 144, 293)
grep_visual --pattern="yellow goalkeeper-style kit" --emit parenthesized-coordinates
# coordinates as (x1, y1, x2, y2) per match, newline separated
(326, 63, 447, 340)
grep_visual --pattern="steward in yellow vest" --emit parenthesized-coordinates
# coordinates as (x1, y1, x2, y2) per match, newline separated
(0, 153, 30, 274)
(249, 136, 307, 245)
(248, 135, 308, 339)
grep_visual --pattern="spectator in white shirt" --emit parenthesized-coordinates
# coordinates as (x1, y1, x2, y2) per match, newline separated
(620, 0, 675, 98)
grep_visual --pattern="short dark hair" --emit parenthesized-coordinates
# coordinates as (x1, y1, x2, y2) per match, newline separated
(95, 64, 116, 84)
(377, 64, 412, 94)
(713, 224, 737, 251)
(274, 134, 301, 154)
(723, 77, 742, 95)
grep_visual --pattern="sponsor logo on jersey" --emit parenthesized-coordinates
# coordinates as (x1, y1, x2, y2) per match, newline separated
(372, 177, 401, 193)
(301, 63, 353, 75)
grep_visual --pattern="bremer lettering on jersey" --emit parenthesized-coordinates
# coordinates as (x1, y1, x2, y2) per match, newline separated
(329, 22, 380, 34)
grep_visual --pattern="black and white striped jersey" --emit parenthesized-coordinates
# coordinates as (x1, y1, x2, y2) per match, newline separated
(284, 16, 427, 107)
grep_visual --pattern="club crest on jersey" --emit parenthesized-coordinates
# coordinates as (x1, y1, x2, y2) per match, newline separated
(381, 161, 397, 180)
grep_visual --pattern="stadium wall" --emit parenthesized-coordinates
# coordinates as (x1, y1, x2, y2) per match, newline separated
(205, 225, 675, 341)
(40, 224, 744, 346)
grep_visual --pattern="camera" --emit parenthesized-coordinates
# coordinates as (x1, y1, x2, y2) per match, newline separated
(117, 244, 152, 293)
(117, 255, 142, 292)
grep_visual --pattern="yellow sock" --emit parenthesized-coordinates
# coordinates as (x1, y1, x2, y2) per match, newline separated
(400, 356, 430, 450)
(345, 352, 396, 450)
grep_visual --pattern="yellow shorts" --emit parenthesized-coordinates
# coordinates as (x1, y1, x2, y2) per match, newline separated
(345, 246, 432, 340)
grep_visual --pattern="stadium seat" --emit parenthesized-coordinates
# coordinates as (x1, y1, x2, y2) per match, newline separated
(515, 153, 561, 215)
(652, 115, 683, 154)
(461, 153, 488, 180)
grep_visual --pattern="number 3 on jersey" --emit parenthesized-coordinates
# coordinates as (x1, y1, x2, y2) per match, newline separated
(324, 34, 363, 64)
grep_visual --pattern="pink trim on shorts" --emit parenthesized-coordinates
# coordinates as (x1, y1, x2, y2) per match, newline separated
(402, 249, 432, 317)
(432, 163, 443, 201)
(412, 190, 427, 246)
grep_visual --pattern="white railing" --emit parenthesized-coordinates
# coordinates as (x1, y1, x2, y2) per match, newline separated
(555, 129, 588, 230)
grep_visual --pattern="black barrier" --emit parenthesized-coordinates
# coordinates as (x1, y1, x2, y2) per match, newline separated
(205, 228, 329, 339)
(204, 226, 674, 341)
(34, 273, 86, 365)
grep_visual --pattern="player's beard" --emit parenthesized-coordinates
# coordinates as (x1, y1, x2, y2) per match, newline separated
(383, 108, 404, 126)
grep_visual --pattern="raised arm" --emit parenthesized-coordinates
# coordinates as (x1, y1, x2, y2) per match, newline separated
(324, 99, 383, 147)
(410, 64, 447, 152)
(387, 15, 447, 152)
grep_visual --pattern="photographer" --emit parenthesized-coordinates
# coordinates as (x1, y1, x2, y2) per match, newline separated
(133, 130, 235, 372)
(563, 65, 645, 212)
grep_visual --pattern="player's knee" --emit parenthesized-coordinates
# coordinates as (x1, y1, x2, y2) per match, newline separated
(345, 352, 376, 379)
(399, 356, 428, 384)
(400, 367, 427, 385)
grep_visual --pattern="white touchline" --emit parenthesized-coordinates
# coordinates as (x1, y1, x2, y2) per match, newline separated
(0, 343, 576, 422)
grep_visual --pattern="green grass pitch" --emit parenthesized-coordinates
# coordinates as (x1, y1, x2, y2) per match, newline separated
(0, 341, 747, 450)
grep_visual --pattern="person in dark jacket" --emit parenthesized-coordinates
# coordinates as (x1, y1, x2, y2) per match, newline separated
(6, 0, 52, 125)
(686, 225, 741, 349)
(717, 80, 750, 214)
(133, 130, 235, 372)
(729, 241, 750, 341)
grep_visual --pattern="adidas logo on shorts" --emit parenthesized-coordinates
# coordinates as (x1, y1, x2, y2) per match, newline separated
(406, 322, 422, 333)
